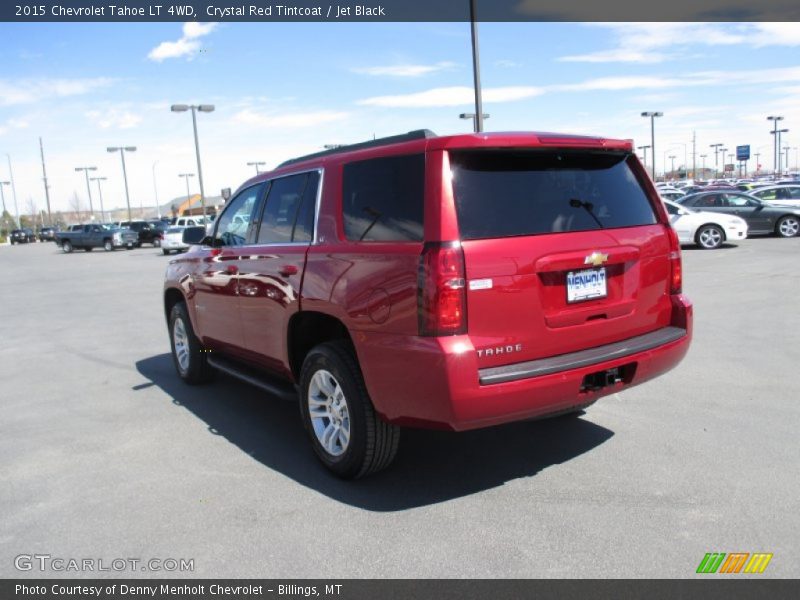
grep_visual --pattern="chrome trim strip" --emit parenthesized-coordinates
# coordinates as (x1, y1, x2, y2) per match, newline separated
(478, 326, 687, 385)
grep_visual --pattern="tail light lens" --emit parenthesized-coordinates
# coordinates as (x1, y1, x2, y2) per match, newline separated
(418, 241, 467, 336)
(666, 226, 682, 294)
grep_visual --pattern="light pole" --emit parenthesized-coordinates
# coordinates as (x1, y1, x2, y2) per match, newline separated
(107, 146, 136, 223)
(171, 104, 214, 219)
(767, 115, 784, 175)
(6, 154, 19, 227)
(90, 176, 108, 222)
(459, 112, 490, 132)
(469, 0, 484, 133)
(152, 161, 161, 219)
(641, 111, 663, 179)
(637, 145, 650, 170)
(709, 143, 723, 178)
(247, 161, 266, 175)
(179, 173, 195, 204)
(720, 148, 729, 177)
(770, 128, 789, 175)
(0, 180, 9, 216)
(74, 166, 98, 220)
(784, 146, 791, 175)
(699, 154, 707, 178)
(669, 155, 676, 178)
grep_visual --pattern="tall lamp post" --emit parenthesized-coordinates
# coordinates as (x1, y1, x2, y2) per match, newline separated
(699, 154, 707, 178)
(171, 104, 214, 219)
(767, 116, 784, 175)
(179, 173, 195, 204)
(74, 166, 98, 220)
(247, 161, 266, 175)
(637, 145, 650, 170)
(641, 111, 663, 179)
(784, 146, 791, 175)
(107, 146, 136, 223)
(669, 155, 676, 178)
(770, 129, 789, 174)
(709, 143, 723, 178)
(89, 176, 108, 223)
(720, 148, 729, 177)
(469, 0, 484, 133)
(0, 180, 9, 218)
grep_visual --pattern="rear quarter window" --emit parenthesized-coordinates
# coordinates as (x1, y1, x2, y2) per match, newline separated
(451, 150, 657, 240)
(342, 154, 425, 242)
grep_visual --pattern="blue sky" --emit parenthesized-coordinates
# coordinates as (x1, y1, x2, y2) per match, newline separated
(1, 22, 800, 215)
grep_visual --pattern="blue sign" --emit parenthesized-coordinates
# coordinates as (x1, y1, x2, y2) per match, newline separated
(736, 145, 750, 161)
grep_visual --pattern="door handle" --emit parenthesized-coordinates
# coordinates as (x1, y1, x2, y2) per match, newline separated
(279, 265, 298, 277)
(226, 265, 239, 275)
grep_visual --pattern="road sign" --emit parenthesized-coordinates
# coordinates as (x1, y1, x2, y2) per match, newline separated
(725, 164, 735, 172)
(736, 145, 750, 161)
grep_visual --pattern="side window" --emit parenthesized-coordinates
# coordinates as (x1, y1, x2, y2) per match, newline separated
(725, 194, 749, 208)
(213, 184, 263, 247)
(342, 154, 425, 242)
(664, 202, 679, 215)
(257, 174, 308, 244)
(756, 189, 776, 200)
(293, 171, 320, 243)
(790, 187, 800, 199)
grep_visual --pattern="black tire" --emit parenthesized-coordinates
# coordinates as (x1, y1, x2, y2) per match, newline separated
(61, 240, 73, 253)
(153, 238, 161, 248)
(103, 239, 114, 252)
(168, 301, 214, 385)
(162, 249, 171, 255)
(775, 215, 800, 238)
(695, 224, 724, 249)
(299, 341, 400, 479)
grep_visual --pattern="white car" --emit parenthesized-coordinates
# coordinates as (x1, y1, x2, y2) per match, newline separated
(161, 226, 189, 255)
(659, 190, 686, 202)
(663, 199, 748, 249)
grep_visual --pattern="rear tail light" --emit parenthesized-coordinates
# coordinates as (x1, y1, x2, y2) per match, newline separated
(666, 226, 682, 294)
(418, 241, 467, 336)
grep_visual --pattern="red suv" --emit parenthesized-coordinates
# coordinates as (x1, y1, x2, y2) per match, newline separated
(164, 130, 692, 478)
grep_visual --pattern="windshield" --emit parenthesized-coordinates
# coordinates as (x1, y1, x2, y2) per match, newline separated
(450, 150, 657, 240)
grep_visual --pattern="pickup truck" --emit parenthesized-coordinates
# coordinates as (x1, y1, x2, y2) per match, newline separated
(55, 224, 138, 253)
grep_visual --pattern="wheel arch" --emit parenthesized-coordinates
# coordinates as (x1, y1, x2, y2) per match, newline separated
(696, 222, 726, 242)
(287, 311, 354, 381)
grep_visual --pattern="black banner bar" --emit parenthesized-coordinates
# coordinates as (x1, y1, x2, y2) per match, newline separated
(3, 579, 799, 600)
(2, 0, 800, 23)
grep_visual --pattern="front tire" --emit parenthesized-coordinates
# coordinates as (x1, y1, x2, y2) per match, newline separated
(696, 225, 724, 249)
(153, 238, 161, 248)
(776, 216, 800, 238)
(169, 302, 214, 384)
(162, 249, 171, 255)
(299, 341, 400, 479)
(61, 240, 73, 253)
(103, 239, 114, 252)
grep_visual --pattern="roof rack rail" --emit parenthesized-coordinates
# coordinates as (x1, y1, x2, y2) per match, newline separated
(277, 129, 437, 168)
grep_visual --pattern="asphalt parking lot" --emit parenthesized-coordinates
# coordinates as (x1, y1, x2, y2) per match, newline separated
(1, 237, 798, 579)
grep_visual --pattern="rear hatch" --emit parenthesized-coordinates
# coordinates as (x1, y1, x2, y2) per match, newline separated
(449, 148, 673, 368)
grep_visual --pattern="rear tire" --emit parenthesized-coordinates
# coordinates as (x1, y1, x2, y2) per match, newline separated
(61, 240, 73, 253)
(695, 225, 724, 249)
(776, 216, 800, 238)
(162, 249, 171, 255)
(103, 239, 114, 252)
(299, 341, 400, 479)
(169, 302, 214, 385)
(153, 238, 161, 248)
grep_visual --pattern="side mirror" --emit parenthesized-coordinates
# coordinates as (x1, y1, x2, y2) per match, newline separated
(183, 226, 207, 245)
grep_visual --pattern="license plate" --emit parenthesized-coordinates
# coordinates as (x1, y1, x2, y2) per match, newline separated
(566, 268, 607, 303)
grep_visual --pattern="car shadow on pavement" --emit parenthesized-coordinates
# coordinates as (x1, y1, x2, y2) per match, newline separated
(136, 354, 614, 512)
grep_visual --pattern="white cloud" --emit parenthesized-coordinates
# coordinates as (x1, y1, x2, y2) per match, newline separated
(494, 59, 522, 68)
(148, 22, 217, 62)
(352, 61, 456, 77)
(358, 86, 543, 108)
(85, 109, 142, 129)
(231, 109, 349, 128)
(0, 77, 113, 106)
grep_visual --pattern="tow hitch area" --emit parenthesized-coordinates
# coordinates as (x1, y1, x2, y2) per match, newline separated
(580, 363, 636, 392)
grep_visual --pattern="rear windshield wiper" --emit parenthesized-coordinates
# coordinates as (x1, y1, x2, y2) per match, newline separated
(569, 198, 604, 228)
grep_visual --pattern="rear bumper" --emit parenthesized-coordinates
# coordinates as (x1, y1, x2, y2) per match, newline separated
(356, 294, 692, 431)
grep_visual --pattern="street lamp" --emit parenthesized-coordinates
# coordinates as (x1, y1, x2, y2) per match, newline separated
(0, 180, 9, 216)
(89, 176, 108, 223)
(770, 128, 789, 175)
(247, 161, 266, 175)
(641, 112, 663, 179)
(709, 143, 724, 178)
(784, 146, 791, 175)
(74, 166, 98, 220)
(669, 155, 676, 177)
(699, 154, 707, 178)
(179, 173, 195, 203)
(107, 146, 136, 223)
(767, 116, 784, 175)
(720, 148, 729, 177)
(171, 103, 214, 219)
(469, 0, 484, 133)
(459, 112, 490, 132)
(637, 145, 650, 169)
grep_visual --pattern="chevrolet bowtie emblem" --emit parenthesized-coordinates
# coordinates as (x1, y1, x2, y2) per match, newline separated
(584, 252, 609, 266)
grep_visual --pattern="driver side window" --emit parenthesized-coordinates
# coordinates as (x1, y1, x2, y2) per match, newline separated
(212, 184, 264, 247)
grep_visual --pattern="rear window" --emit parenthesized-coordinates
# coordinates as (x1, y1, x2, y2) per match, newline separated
(450, 150, 657, 240)
(342, 154, 425, 242)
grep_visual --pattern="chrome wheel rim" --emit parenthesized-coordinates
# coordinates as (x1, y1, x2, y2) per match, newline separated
(173, 317, 190, 373)
(699, 227, 722, 248)
(780, 218, 799, 237)
(308, 369, 350, 457)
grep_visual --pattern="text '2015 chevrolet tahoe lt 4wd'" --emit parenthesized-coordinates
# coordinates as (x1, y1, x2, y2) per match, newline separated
(164, 130, 692, 478)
